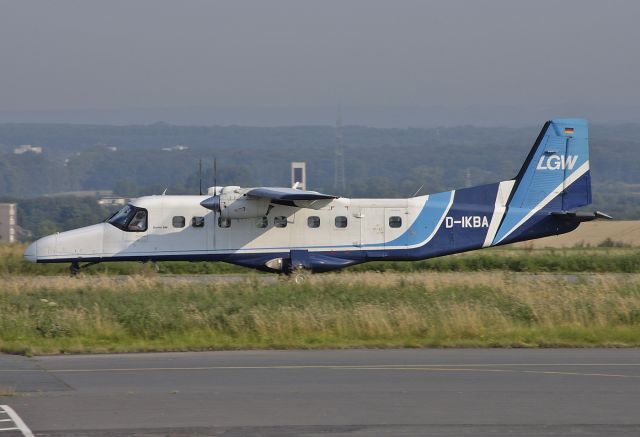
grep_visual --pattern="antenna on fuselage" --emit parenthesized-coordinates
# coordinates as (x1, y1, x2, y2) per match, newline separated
(213, 157, 217, 194)
(411, 184, 425, 197)
(199, 159, 203, 195)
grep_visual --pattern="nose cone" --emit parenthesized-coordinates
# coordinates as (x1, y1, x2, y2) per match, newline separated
(200, 195, 221, 212)
(24, 241, 37, 262)
(22, 224, 105, 263)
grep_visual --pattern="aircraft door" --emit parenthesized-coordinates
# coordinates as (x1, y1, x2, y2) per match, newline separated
(360, 208, 385, 248)
(384, 208, 407, 247)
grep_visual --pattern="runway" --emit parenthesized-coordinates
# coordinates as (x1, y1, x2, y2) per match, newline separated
(1, 349, 640, 436)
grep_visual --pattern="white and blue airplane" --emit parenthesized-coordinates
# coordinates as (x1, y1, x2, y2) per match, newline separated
(24, 119, 608, 280)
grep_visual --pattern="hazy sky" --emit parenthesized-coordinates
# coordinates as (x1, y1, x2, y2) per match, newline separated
(1, 1, 639, 117)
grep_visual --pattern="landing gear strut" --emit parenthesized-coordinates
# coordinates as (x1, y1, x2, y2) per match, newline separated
(69, 261, 100, 277)
(70, 262, 80, 277)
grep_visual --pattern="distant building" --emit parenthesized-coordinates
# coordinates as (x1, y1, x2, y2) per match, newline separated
(0, 203, 17, 243)
(162, 145, 189, 152)
(98, 197, 128, 207)
(48, 190, 113, 198)
(13, 145, 43, 155)
(291, 162, 307, 190)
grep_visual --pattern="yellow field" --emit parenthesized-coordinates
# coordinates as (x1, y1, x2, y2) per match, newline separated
(512, 220, 640, 248)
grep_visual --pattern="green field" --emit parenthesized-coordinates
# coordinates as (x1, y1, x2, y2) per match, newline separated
(1, 272, 639, 355)
(2, 243, 640, 355)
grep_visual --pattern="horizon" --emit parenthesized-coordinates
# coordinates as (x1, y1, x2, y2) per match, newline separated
(2, 104, 640, 128)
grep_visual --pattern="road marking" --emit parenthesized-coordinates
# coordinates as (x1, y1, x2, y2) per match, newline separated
(339, 366, 640, 379)
(0, 406, 34, 437)
(2, 362, 640, 373)
(0, 363, 638, 381)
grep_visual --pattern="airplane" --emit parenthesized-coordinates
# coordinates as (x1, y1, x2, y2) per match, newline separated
(24, 118, 609, 282)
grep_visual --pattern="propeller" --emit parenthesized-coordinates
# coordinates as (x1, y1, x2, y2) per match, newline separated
(198, 159, 203, 196)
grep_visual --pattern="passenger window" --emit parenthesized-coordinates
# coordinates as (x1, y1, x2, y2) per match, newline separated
(389, 216, 402, 228)
(218, 217, 231, 228)
(127, 210, 147, 231)
(307, 216, 320, 228)
(335, 216, 347, 228)
(274, 216, 287, 228)
(256, 216, 268, 228)
(172, 216, 185, 228)
(192, 217, 205, 228)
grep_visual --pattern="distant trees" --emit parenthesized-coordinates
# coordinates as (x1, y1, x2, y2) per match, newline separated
(15, 197, 113, 239)
(0, 123, 639, 229)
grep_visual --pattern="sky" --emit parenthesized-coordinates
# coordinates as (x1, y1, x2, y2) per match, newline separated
(1, 0, 639, 126)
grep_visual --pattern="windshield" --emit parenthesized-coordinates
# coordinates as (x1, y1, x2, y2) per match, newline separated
(107, 204, 148, 232)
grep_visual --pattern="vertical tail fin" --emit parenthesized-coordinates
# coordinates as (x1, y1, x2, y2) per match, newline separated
(493, 118, 591, 245)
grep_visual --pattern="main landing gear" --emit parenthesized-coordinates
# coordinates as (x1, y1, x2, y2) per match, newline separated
(277, 266, 311, 284)
(291, 266, 310, 285)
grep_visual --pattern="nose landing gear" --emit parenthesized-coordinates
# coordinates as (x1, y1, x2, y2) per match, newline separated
(69, 261, 100, 277)
(70, 262, 80, 277)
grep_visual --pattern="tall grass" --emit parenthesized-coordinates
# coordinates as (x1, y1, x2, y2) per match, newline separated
(1, 272, 639, 355)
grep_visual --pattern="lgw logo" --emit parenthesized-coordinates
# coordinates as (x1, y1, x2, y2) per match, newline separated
(445, 216, 489, 229)
(536, 154, 578, 171)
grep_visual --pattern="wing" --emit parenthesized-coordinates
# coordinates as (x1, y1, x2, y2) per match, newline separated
(247, 187, 337, 201)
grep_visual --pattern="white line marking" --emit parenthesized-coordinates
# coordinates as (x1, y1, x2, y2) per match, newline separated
(0, 363, 632, 374)
(0, 406, 33, 437)
(0, 428, 19, 432)
(1, 362, 640, 375)
(0, 419, 12, 422)
(339, 366, 640, 378)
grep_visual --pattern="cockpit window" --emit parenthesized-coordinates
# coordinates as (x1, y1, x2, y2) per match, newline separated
(107, 204, 148, 232)
(107, 205, 132, 228)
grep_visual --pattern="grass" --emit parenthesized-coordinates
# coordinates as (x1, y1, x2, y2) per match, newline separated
(1, 272, 639, 355)
(0, 387, 16, 397)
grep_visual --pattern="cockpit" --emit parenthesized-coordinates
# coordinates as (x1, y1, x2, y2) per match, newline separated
(106, 204, 148, 232)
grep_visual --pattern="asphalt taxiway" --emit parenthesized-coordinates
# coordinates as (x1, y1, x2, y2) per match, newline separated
(1, 349, 640, 436)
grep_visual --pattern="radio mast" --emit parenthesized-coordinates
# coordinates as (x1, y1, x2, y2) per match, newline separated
(333, 110, 346, 195)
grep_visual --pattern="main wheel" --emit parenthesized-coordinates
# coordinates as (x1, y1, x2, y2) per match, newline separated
(292, 269, 308, 285)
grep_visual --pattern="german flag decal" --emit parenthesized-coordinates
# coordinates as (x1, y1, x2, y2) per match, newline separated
(564, 127, 574, 134)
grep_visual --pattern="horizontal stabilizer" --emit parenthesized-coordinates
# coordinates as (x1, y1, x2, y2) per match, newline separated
(551, 210, 613, 222)
(247, 187, 337, 201)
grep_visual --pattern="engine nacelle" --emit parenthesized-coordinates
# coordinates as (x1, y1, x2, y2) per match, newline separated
(201, 187, 270, 219)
